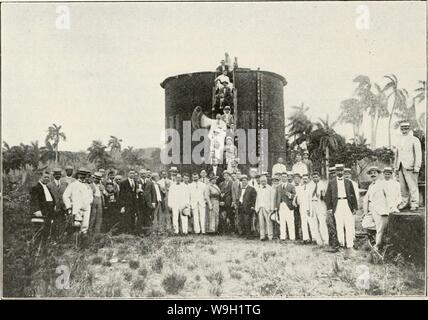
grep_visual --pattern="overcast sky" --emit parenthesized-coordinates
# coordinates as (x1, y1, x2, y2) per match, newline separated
(2, 1, 426, 151)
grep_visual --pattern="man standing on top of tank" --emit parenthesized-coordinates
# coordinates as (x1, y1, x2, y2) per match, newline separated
(216, 59, 232, 80)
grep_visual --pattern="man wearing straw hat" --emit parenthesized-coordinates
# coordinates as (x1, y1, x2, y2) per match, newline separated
(274, 171, 296, 241)
(255, 174, 275, 241)
(63, 168, 94, 245)
(61, 165, 76, 185)
(382, 166, 401, 213)
(363, 166, 390, 251)
(394, 120, 422, 211)
(168, 173, 191, 235)
(325, 164, 358, 250)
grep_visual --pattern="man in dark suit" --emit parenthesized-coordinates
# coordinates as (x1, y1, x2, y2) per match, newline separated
(216, 59, 232, 79)
(325, 164, 358, 250)
(274, 172, 296, 241)
(30, 170, 55, 249)
(136, 169, 157, 235)
(47, 168, 69, 240)
(119, 169, 138, 234)
(219, 171, 234, 234)
(234, 175, 257, 239)
(207, 158, 224, 184)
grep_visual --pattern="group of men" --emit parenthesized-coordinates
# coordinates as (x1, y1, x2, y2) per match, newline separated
(29, 120, 422, 254)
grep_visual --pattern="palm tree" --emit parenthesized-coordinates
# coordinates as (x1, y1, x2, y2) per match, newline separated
(350, 134, 369, 147)
(382, 74, 409, 147)
(87, 140, 112, 168)
(28, 141, 49, 169)
(45, 123, 66, 163)
(353, 75, 389, 148)
(108, 135, 123, 161)
(309, 116, 345, 178)
(338, 98, 364, 140)
(412, 80, 426, 131)
(286, 103, 313, 148)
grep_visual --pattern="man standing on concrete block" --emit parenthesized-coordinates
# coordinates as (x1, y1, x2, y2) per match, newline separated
(394, 121, 422, 211)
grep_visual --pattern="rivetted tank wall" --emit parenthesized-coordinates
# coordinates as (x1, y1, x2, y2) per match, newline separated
(161, 68, 287, 174)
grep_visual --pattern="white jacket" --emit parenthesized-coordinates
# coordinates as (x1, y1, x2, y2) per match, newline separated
(188, 181, 207, 207)
(363, 180, 389, 216)
(394, 132, 422, 171)
(63, 180, 93, 215)
(383, 179, 401, 212)
(168, 183, 190, 210)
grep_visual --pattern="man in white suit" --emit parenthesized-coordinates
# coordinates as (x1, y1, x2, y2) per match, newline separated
(363, 166, 390, 251)
(168, 173, 191, 235)
(382, 167, 401, 213)
(189, 173, 207, 234)
(394, 121, 422, 211)
(307, 171, 329, 246)
(293, 173, 316, 244)
(63, 168, 94, 235)
(255, 174, 275, 241)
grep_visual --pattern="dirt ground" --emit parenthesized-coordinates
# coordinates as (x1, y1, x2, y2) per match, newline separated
(52, 233, 425, 298)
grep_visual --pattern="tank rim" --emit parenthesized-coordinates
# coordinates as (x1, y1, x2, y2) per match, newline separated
(160, 68, 287, 88)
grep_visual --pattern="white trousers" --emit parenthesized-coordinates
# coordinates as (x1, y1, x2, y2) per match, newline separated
(258, 207, 273, 240)
(172, 207, 189, 234)
(398, 166, 419, 208)
(74, 206, 91, 234)
(335, 200, 355, 248)
(310, 200, 329, 245)
(192, 203, 206, 234)
(300, 206, 317, 241)
(279, 203, 295, 240)
(373, 212, 388, 247)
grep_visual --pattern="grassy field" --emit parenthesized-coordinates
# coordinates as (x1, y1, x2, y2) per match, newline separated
(3, 181, 425, 298)
(10, 232, 424, 298)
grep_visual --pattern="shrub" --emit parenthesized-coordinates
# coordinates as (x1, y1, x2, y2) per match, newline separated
(151, 256, 163, 273)
(102, 261, 112, 267)
(162, 272, 187, 294)
(147, 288, 164, 297)
(209, 283, 222, 296)
(230, 271, 242, 280)
(129, 260, 140, 270)
(262, 251, 277, 262)
(132, 277, 146, 292)
(124, 271, 133, 282)
(206, 270, 224, 285)
(91, 256, 103, 265)
(138, 267, 148, 278)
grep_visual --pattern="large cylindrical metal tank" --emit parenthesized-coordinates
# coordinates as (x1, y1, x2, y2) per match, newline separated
(161, 68, 287, 174)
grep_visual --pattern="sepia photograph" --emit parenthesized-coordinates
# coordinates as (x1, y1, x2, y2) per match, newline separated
(1, 0, 426, 302)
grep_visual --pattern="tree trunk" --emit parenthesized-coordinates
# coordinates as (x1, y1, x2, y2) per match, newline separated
(388, 111, 394, 147)
(374, 114, 380, 148)
(55, 145, 58, 164)
(370, 115, 376, 148)
(325, 146, 330, 180)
